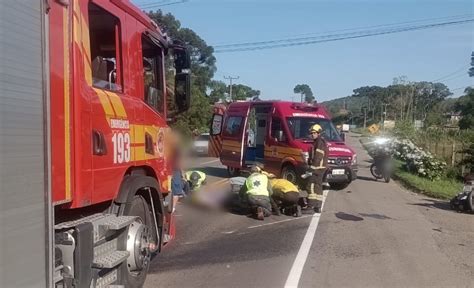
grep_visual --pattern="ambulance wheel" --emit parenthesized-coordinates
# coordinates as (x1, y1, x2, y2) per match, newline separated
(282, 165, 297, 184)
(119, 194, 155, 288)
(330, 182, 349, 190)
(227, 166, 240, 177)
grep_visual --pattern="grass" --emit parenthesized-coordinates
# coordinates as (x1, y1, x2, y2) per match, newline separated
(393, 160, 463, 200)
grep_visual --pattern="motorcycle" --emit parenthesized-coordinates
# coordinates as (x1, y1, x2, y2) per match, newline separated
(370, 137, 393, 183)
(450, 177, 473, 213)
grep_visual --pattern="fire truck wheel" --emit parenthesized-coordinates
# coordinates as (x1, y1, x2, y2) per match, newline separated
(119, 194, 155, 288)
(281, 165, 297, 184)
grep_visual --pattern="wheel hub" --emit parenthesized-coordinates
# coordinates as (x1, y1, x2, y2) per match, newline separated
(126, 221, 151, 272)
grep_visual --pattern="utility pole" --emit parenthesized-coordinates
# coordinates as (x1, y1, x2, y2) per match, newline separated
(224, 75, 239, 101)
(363, 107, 368, 128)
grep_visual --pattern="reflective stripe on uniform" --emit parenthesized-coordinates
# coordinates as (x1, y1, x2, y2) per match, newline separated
(307, 193, 323, 201)
(316, 148, 325, 155)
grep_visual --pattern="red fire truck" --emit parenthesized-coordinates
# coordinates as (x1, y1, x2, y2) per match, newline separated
(209, 101, 358, 189)
(0, 1, 190, 287)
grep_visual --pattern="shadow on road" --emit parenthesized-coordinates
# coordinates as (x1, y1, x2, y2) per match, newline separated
(188, 166, 228, 178)
(409, 198, 452, 212)
(357, 175, 378, 182)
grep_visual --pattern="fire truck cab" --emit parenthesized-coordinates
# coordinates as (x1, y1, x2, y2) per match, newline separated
(210, 101, 358, 189)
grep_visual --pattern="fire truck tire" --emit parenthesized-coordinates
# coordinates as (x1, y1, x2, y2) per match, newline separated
(281, 165, 297, 184)
(118, 194, 154, 287)
(117, 176, 162, 288)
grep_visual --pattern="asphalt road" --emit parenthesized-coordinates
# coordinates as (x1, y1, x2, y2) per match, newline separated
(145, 134, 474, 288)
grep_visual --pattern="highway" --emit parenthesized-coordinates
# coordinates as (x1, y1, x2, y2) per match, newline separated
(144, 134, 474, 288)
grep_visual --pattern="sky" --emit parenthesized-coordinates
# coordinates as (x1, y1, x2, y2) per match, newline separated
(134, 0, 474, 101)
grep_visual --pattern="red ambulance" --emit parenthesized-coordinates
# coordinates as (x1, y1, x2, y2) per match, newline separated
(210, 101, 358, 189)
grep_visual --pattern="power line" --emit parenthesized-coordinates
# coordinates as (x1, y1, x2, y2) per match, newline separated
(214, 14, 473, 48)
(214, 18, 474, 53)
(138, 0, 188, 9)
(431, 65, 470, 82)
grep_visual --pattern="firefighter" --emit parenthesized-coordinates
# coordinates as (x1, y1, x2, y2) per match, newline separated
(307, 124, 329, 213)
(184, 170, 207, 192)
(240, 164, 275, 220)
(270, 178, 302, 217)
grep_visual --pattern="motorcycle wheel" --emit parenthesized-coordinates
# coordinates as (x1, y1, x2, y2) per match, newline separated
(370, 163, 383, 179)
(467, 191, 473, 212)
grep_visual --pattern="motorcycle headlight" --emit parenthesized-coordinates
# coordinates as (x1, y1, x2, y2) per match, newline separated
(374, 137, 389, 145)
(351, 155, 357, 165)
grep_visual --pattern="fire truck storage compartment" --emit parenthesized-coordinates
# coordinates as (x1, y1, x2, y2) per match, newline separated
(0, 1, 51, 287)
(245, 104, 272, 164)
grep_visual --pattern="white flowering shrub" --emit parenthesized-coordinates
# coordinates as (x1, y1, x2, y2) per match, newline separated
(392, 139, 447, 180)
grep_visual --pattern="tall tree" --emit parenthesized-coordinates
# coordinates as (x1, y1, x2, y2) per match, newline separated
(457, 87, 474, 129)
(148, 10, 216, 134)
(208, 81, 260, 102)
(293, 84, 314, 103)
(231, 84, 260, 101)
(469, 51, 474, 77)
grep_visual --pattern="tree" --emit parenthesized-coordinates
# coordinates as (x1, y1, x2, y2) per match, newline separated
(231, 84, 260, 101)
(469, 51, 474, 77)
(293, 84, 314, 103)
(148, 10, 216, 134)
(457, 87, 474, 129)
(208, 81, 260, 103)
(208, 80, 227, 103)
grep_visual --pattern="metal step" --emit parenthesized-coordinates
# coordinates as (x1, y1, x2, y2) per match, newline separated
(98, 215, 137, 230)
(93, 251, 129, 269)
(95, 269, 118, 288)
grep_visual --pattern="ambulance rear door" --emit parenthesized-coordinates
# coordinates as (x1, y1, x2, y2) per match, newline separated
(213, 102, 250, 170)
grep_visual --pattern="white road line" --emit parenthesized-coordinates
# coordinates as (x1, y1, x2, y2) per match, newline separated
(284, 190, 329, 288)
(247, 215, 313, 229)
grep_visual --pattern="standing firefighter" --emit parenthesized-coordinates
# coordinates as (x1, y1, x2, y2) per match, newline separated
(307, 124, 329, 213)
(241, 164, 275, 220)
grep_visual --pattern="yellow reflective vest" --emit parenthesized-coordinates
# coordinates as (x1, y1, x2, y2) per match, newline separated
(270, 179, 299, 194)
(245, 173, 269, 196)
(185, 170, 206, 189)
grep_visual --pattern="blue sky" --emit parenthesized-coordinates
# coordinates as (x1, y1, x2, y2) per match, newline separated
(135, 0, 473, 101)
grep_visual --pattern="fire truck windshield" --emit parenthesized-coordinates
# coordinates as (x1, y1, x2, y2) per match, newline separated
(287, 117, 343, 142)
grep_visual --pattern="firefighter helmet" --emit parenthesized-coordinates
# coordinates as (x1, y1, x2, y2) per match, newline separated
(309, 124, 323, 133)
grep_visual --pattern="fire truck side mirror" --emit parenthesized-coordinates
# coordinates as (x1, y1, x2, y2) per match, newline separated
(173, 46, 191, 73)
(175, 73, 191, 112)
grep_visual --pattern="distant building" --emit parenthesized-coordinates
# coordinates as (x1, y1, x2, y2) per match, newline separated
(444, 112, 462, 125)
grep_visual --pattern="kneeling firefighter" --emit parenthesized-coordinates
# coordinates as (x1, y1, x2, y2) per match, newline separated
(307, 124, 328, 213)
(240, 164, 277, 220)
(270, 178, 302, 217)
(184, 170, 207, 192)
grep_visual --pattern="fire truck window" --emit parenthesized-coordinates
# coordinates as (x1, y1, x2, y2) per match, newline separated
(88, 3, 122, 91)
(223, 116, 243, 137)
(142, 35, 164, 114)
